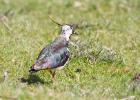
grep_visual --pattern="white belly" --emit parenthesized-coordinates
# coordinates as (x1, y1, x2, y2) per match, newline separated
(56, 66, 65, 70)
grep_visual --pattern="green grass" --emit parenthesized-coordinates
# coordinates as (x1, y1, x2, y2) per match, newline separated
(0, 0, 140, 99)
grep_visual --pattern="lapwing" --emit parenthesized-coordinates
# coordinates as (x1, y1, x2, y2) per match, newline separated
(29, 18, 78, 79)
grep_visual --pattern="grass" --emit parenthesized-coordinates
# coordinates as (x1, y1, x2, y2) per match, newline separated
(0, 0, 140, 99)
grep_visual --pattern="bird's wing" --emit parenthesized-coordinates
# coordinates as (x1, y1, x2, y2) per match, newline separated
(37, 46, 50, 60)
(37, 36, 68, 61)
(33, 47, 70, 70)
(47, 47, 70, 68)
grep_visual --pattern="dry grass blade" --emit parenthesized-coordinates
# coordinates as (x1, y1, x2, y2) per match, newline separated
(0, 96, 17, 100)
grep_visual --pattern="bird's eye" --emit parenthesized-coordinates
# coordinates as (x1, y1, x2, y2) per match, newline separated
(62, 30, 65, 34)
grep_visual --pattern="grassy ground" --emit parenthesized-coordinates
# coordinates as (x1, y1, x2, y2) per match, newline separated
(0, 0, 140, 99)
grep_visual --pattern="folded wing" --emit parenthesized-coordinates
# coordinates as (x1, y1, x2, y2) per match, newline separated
(33, 47, 70, 70)
(31, 37, 69, 71)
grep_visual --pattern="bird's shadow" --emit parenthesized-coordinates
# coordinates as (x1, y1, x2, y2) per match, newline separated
(19, 74, 52, 85)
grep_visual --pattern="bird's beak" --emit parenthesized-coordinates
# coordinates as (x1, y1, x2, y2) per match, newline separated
(70, 24, 78, 35)
(71, 24, 78, 30)
(73, 31, 79, 35)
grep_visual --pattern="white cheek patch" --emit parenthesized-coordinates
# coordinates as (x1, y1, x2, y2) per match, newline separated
(62, 25, 71, 30)
(61, 25, 73, 41)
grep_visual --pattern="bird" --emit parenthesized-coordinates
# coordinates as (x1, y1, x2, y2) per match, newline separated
(29, 22, 77, 79)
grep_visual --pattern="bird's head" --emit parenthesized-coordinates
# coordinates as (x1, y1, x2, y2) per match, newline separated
(61, 24, 77, 41)
(48, 16, 94, 40)
(48, 16, 78, 41)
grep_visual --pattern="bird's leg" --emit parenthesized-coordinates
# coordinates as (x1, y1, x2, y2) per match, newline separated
(49, 70, 56, 80)
(52, 71, 56, 79)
